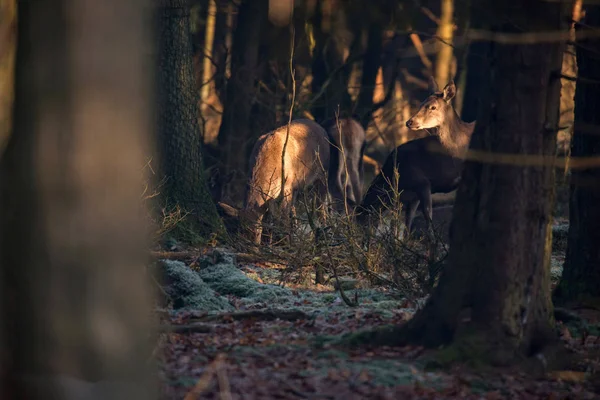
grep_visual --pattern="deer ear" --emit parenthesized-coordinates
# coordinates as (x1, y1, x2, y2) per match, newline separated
(428, 76, 439, 92)
(442, 80, 456, 102)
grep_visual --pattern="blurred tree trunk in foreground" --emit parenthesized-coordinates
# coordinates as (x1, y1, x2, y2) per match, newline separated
(0, 0, 156, 398)
(156, 0, 224, 239)
(0, 0, 16, 158)
(356, 0, 568, 365)
(217, 0, 268, 204)
(554, 3, 600, 306)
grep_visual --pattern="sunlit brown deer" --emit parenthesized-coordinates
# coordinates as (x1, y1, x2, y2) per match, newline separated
(356, 78, 475, 235)
(218, 119, 330, 244)
(321, 117, 366, 212)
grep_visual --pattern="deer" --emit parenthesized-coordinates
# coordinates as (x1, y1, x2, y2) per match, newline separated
(321, 116, 367, 213)
(218, 119, 331, 245)
(355, 78, 476, 236)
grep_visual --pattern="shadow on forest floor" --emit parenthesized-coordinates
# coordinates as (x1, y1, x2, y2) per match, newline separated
(154, 218, 600, 399)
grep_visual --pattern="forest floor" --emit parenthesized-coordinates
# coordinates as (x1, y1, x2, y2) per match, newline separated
(155, 218, 600, 399)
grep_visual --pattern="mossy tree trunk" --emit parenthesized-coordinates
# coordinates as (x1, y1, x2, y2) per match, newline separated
(394, 0, 568, 364)
(156, 0, 224, 239)
(0, 0, 156, 397)
(554, 3, 600, 306)
(217, 0, 268, 204)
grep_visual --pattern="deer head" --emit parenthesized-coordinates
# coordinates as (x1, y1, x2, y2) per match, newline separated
(405, 78, 457, 131)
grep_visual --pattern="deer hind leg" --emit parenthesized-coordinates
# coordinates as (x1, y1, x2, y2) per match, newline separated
(346, 158, 363, 210)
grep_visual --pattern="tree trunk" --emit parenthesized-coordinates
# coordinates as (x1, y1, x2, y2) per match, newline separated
(434, 0, 455, 87)
(354, 23, 383, 129)
(156, 0, 224, 239)
(554, 3, 600, 306)
(397, 0, 568, 364)
(217, 0, 268, 204)
(0, 0, 156, 397)
(200, 0, 217, 106)
(0, 0, 16, 158)
(310, 0, 354, 122)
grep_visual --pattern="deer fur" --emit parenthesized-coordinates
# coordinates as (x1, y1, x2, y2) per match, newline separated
(219, 119, 331, 244)
(356, 79, 475, 234)
(321, 117, 366, 212)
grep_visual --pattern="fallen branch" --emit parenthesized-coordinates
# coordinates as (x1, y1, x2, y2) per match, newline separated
(151, 250, 198, 261)
(195, 309, 310, 323)
(160, 322, 215, 334)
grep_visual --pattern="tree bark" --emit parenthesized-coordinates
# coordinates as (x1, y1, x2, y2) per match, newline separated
(0, 0, 16, 158)
(434, 0, 455, 87)
(310, 0, 354, 122)
(397, 0, 568, 364)
(354, 23, 383, 129)
(200, 0, 217, 106)
(217, 0, 268, 204)
(156, 0, 224, 239)
(554, 3, 600, 306)
(0, 0, 156, 397)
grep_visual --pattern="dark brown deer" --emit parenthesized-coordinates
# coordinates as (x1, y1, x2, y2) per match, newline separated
(356, 79, 475, 235)
(321, 117, 367, 212)
(218, 119, 331, 244)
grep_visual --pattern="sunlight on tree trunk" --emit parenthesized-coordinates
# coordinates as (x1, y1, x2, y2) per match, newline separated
(557, 0, 582, 155)
(269, 0, 294, 27)
(0, 0, 156, 397)
(434, 0, 454, 87)
(0, 0, 16, 159)
(554, 1, 600, 307)
(200, 0, 217, 107)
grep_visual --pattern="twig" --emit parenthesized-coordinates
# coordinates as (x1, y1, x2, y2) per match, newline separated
(183, 353, 226, 400)
(161, 322, 215, 334)
(194, 309, 309, 323)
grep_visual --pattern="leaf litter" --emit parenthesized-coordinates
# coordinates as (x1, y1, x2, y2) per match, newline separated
(156, 247, 600, 399)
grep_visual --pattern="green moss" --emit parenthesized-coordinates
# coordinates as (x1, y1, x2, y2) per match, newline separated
(425, 329, 519, 370)
(337, 324, 401, 348)
(158, 260, 233, 311)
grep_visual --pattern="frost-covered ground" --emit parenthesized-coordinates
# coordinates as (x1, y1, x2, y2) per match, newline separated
(155, 220, 600, 399)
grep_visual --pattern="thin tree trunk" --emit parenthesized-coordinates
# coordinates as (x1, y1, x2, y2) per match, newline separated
(434, 0, 455, 87)
(310, 0, 354, 122)
(156, 0, 224, 238)
(0, 0, 16, 158)
(217, 0, 268, 204)
(200, 0, 217, 106)
(0, 0, 156, 397)
(354, 23, 383, 128)
(554, 2, 600, 306)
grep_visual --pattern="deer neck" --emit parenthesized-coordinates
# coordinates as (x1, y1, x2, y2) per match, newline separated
(436, 109, 474, 158)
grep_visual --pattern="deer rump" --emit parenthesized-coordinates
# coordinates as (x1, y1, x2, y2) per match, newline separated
(321, 117, 366, 210)
(242, 119, 331, 243)
(358, 135, 463, 231)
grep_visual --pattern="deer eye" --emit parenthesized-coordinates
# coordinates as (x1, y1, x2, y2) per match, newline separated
(429, 105, 437, 110)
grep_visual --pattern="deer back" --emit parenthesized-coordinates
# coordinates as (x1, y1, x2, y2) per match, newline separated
(244, 119, 330, 210)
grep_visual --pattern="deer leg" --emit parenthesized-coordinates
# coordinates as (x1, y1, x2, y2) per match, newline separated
(415, 184, 438, 277)
(404, 198, 420, 235)
(347, 160, 362, 210)
(415, 183, 433, 232)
